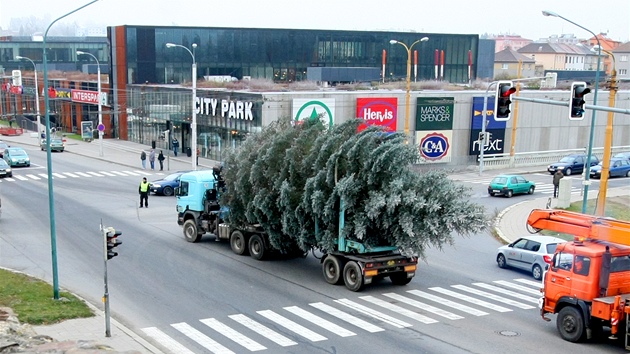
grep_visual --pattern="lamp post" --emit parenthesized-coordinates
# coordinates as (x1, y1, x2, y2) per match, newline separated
(595, 49, 616, 216)
(543, 10, 601, 214)
(389, 37, 429, 144)
(15, 56, 41, 134)
(76, 50, 103, 157)
(43, 0, 100, 300)
(166, 42, 198, 171)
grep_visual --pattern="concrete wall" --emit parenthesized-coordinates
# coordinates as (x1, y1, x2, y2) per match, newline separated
(261, 89, 630, 167)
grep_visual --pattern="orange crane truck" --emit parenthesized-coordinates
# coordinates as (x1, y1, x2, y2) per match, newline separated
(527, 208, 630, 348)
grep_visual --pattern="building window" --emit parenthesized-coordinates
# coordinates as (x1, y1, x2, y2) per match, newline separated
(620, 55, 628, 62)
(502, 63, 508, 69)
(619, 69, 628, 75)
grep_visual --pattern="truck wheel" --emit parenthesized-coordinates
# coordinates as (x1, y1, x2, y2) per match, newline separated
(390, 272, 412, 286)
(162, 186, 174, 196)
(343, 261, 365, 292)
(557, 306, 586, 342)
(230, 230, 248, 255)
(249, 234, 265, 260)
(323, 255, 344, 285)
(183, 219, 202, 243)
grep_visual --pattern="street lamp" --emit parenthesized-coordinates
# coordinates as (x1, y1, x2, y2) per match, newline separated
(15, 55, 41, 134)
(543, 10, 601, 214)
(76, 50, 103, 157)
(389, 37, 429, 144)
(166, 42, 198, 171)
(42, 0, 100, 300)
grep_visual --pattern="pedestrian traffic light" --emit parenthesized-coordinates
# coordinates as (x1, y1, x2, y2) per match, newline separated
(104, 227, 122, 260)
(569, 82, 591, 121)
(494, 81, 517, 121)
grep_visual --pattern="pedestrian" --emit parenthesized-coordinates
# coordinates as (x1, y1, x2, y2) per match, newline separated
(8, 119, 13, 128)
(196, 148, 200, 166)
(553, 170, 564, 198)
(140, 150, 147, 169)
(149, 149, 155, 170)
(138, 177, 149, 208)
(172, 137, 179, 156)
(158, 150, 165, 171)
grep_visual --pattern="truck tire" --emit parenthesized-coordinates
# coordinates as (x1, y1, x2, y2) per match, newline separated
(343, 261, 365, 292)
(249, 234, 265, 260)
(389, 272, 412, 286)
(557, 306, 586, 342)
(230, 230, 248, 255)
(323, 255, 344, 285)
(183, 219, 202, 243)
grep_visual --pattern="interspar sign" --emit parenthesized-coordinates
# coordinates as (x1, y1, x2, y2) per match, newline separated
(71, 89, 107, 105)
(356, 97, 397, 132)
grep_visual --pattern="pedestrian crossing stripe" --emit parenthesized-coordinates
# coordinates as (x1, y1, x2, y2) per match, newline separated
(141, 278, 544, 353)
(0, 170, 163, 182)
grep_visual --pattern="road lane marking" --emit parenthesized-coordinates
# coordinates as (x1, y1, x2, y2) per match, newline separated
(493, 280, 542, 295)
(257, 310, 326, 342)
(451, 285, 535, 309)
(513, 278, 543, 288)
(87, 171, 104, 177)
(200, 318, 266, 351)
(429, 287, 512, 312)
(63, 172, 80, 178)
(382, 293, 462, 320)
(472, 283, 539, 303)
(171, 322, 234, 354)
(284, 306, 356, 337)
(407, 290, 489, 316)
(14, 175, 28, 180)
(142, 327, 196, 354)
(334, 298, 412, 328)
(26, 174, 40, 180)
(52, 173, 67, 179)
(360, 295, 439, 324)
(74, 172, 92, 177)
(98, 171, 117, 176)
(111, 171, 130, 176)
(309, 302, 383, 333)
(228, 314, 297, 347)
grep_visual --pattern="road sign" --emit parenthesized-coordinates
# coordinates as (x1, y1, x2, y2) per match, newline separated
(98, 123, 105, 132)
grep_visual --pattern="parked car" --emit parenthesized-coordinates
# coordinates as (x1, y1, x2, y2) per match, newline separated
(488, 174, 535, 198)
(547, 154, 599, 176)
(40, 138, 64, 152)
(590, 158, 630, 179)
(3, 147, 30, 167)
(497, 236, 566, 280)
(0, 159, 12, 177)
(150, 171, 190, 196)
(613, 152, 630, 161)
(0, 141, 8, 157)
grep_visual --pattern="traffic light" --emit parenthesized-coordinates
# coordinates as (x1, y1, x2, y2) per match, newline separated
(494, 80, 517, 121)
(104, 227, 122, 260)
(569, 82, 591, 120)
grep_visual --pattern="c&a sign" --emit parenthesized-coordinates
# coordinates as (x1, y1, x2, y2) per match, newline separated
(356, 97, 397, 132)
(415, 97, 454, 163)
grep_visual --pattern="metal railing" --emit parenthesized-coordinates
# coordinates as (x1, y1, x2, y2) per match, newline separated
(479, 145, 630, 169)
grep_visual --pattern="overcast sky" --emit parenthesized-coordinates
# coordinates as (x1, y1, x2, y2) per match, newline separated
(1, 0, 629, 42)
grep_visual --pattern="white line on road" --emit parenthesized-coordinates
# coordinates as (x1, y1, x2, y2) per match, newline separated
(451, 285, 535, 309)
(360, 295, 439, 324)
(382, 293, 463, 320)
(407, 290, 489, 316)
(284, 306, 356, 337)
(309, 302, 384, 333)
(228, 314, 297, 347)
(200, 318, 266, 351)
(429, 287, 512, 312)
(171, 322, 234, 354)
(142, 327, 196, 354)
(257, 310, 327, 342)
(472, 283, 539, 304)
(334, 298, 412, 328)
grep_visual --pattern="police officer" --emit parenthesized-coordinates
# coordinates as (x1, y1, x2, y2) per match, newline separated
(139, 177, 150, 208)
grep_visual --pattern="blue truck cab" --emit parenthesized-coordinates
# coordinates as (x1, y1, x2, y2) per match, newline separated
(176, 170, 217, 214)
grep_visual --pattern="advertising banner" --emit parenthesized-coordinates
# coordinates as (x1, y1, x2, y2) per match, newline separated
(355, 97, 397, 132)
(292, 98, 335, 128)
(72, 89, 107, 105)
(469, 96, 507, 155)
(81, 121, 93, 140)
(415, 97, 454, 163)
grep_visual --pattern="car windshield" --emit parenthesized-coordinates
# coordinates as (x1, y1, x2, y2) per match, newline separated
(164, 173, 182, 181)
(491, 177, 507, 184)
(0, 160, 8, 167)
(0, 143, 8, 148)
(10, 149, 26, 156)
(559, 157, 574, 163)
(50, 139, 63, 144)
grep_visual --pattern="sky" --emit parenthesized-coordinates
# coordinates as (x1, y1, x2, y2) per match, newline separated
(1, 0, 629, 42)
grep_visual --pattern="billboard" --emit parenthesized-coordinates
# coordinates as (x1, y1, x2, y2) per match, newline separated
(415, 97, 454, 163)
(292, 98, 335, 128)
(355, 97, 397, 132)
(469, 96, 507, 155)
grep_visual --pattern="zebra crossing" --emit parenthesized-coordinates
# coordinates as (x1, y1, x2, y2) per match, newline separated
(141, 278, 541, 354)
(0, 169, 164, 183)
(451, 175, 582, 195)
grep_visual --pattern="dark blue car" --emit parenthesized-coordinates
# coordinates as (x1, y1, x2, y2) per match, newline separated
(590, 158, 630, 179)
(150, 171, 190, 196)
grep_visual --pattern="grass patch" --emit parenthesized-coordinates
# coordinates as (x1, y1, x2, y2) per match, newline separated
(0, 269, 93, 325)
(541, 196, 630, 240)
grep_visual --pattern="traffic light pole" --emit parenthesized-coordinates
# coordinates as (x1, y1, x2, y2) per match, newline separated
(101, 222, 111, 337)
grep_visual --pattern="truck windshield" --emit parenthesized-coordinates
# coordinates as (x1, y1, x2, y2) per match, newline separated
(178, 181, 189, 197)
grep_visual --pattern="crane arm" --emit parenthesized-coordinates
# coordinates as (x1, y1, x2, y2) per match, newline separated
(527, 209, 630, 245)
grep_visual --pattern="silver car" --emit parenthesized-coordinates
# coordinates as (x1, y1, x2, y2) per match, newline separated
(496, 236, 566, 280)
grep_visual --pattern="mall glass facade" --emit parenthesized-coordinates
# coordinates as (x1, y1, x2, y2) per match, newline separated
(115, 26, 479, 85)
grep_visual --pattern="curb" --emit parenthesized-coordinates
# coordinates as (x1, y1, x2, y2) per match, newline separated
(493, 199, 530, 244)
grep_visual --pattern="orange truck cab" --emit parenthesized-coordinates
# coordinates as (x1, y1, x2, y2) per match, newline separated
(528, 209, 630, 347)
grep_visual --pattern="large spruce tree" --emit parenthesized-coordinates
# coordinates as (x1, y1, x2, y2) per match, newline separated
(221, 118, 488, 258)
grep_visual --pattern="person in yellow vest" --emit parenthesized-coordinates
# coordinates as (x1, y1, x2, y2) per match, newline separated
(139, 177, 150, 208)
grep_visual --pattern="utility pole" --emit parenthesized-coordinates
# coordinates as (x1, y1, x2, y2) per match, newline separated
(595, 51, 617, 216)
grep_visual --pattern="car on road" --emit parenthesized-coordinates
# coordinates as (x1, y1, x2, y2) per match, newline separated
(589, 158, 630, 179)
(0, 159, 12, 177)
(613, 152, 630, 161)
(496, 235, 566, 280)
(487, 174, 535, 198)
(3, 147, 30, 167)
(150, 171, 190, 196)
(40, 138, 64, 152)
(0, 141, 8, 157)
(547, 154, 599, 176)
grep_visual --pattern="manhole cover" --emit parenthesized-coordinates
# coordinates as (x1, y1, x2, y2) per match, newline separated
(497, 330, 520, 337)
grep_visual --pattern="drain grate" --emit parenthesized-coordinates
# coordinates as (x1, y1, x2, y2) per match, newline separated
(496, 330, 520, 337)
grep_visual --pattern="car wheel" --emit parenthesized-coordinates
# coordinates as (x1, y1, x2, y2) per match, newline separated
(626, 170, 630, 178)
(497, 254, 507, 268)
(7, 173, 12, 177)
(564, 168, 572, 175)
(528, 186, 535, 195)
(489, 192, 495, 197)
(532, 264, 543, 280)
(506, 190, 513, 198)
(162, 186, 174, 196)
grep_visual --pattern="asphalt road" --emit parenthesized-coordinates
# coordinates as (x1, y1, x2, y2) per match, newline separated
(0, 149, 626, 353)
